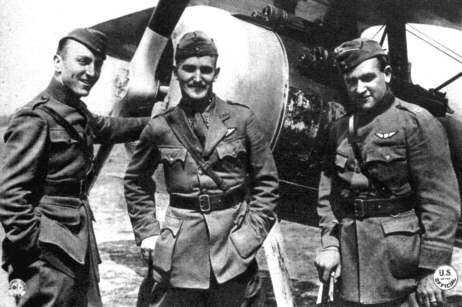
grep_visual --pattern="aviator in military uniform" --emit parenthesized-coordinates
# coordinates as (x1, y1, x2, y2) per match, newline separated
(314, 38, 461, 306)
(0, 28, 149, 306)
(124, 31, 279, 306)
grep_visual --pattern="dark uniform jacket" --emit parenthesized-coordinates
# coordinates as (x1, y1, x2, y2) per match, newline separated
(124, 96, 279, 289)
(318, 94, 461, 304)
(0, 78, 149, 279)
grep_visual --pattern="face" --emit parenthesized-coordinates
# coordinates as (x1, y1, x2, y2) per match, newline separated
(343, 58, 391, 113)
(174, 56, 220, 101)
(54, 40, 104, 97)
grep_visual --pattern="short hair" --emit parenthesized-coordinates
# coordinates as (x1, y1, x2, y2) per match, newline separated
(376, 55, 390, 72)
(56, 38, 71, 56)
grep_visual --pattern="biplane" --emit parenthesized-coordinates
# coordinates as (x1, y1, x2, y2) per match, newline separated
(0, 1, 461, 305)
(86, 0, 462, 244)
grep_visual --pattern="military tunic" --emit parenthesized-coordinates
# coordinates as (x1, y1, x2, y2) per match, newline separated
(124, 96, 279, 290)
(0, 78, 149, 306)
(318, 94, 461, 304)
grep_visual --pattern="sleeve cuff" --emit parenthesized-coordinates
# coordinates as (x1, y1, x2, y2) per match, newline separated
(419, 243, 453, 270)
(321, 235, 340, 249)
(135, 220, 161, 246)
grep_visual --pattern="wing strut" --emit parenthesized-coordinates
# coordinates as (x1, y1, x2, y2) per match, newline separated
(385, 1, 411, 82)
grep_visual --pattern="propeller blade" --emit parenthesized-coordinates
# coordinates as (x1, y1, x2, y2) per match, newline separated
(88, 0, 190, 191)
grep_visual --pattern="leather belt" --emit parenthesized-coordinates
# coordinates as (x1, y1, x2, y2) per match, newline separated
(43, 181, 88, 198)
(170, 188, 246, 213)
(340, 195, 414, 219)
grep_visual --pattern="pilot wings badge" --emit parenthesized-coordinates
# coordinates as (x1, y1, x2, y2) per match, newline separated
(375, 131, 397, 139)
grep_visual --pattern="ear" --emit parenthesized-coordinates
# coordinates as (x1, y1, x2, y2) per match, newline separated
(53, 54, 63, 73)
(213, 67, 220, 82)
(383, 65, 392, 84)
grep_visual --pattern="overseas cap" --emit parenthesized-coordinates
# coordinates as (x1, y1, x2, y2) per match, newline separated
(175, 30, 218, 63)
(334, 38, 387, 73)
(59, 28, 107, 58)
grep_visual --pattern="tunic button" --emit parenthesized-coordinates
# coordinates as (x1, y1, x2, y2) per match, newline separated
(385, 154, 391, 161)
(198, 169, 203, 175)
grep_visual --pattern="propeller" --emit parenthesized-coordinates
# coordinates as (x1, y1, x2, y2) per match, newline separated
(88, 0, 190, 190)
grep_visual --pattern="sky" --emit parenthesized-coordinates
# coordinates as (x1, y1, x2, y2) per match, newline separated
(0, 0, 157, 115)
(0, 1, 461, 115)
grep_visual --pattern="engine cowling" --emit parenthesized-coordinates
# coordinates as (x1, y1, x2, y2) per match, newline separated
(166, 5, 289, 148)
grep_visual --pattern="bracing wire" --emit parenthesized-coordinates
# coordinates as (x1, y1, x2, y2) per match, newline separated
(407, 24, 462, 61)
(370, 24, 385, 40)
(406, 25, 462, 65)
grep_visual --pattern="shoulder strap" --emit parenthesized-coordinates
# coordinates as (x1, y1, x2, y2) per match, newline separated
(347, 115, 391, 195)
(348, 115, 364, 167)
(165, 112, 227, 191)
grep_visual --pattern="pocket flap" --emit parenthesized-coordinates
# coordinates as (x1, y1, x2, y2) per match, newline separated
(39, 215, 86, 264)
(49, 128, 77, 144)
(159, 147, 187, 165)
(161, 215, 182, 237)
(216, 139, 246, 159)
(38, 197, 81, 228)
(366, 146, 405, 163)
(381, 211, 420, 235)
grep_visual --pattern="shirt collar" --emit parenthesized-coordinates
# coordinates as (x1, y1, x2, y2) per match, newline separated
(179, 93, 216, 116)
(44, 77, 88, 114)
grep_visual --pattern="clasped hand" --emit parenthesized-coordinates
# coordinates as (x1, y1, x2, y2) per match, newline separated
(314, 247, 341, 283)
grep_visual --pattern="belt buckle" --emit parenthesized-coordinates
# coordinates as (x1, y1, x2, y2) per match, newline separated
(199, 194, 211, 213)
(353, 199, 366, 219)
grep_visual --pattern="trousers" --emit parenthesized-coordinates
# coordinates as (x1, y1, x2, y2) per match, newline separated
(340, 292, 453, 307)
(142, 262, 264, 307)
(9, 258, 101, 307)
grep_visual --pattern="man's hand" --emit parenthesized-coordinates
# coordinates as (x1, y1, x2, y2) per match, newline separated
(314, 247, 341, 283)
(140, 235, 159, 262)
(417, 272, 446, 307)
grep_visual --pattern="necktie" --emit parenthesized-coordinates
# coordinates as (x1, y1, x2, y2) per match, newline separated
(193, 112, 208, 147)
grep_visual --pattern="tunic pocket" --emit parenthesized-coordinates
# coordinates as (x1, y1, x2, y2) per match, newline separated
(49, 128, 78, 144)
(365, 146, 411, 195)
(216, 138, 247, 160)
(152, 215, 183, 274)
(230, 212, 265, 259)
(381, 210, 421, 278)
(365, 146, 406, 164)
(38, 214, 86, 264)
(38, 196, 81, 229)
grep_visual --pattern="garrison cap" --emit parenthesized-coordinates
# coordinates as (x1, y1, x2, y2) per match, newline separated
(59, 28, 107, 59)
(175, 30, 218, 63)
(334, 38, 387, 73)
